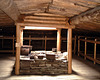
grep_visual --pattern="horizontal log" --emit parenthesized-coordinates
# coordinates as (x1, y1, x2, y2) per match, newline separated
(54, 0, 100, 8)
(17, 22, 75, 29)
(33, 13, 66, 17)
(79, 39, 100, 44)
(0, 36, 76, 41)
(0, 50, 15, 53)
(25, 16, 67, 21)
(24, 19, 67, 25)
(48, 9, 74, 17)
(0, 0, 20, 21)
(69, 6, 100, 25)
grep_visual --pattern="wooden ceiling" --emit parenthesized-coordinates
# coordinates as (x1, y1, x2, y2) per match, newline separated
(0, 0, 100, 33)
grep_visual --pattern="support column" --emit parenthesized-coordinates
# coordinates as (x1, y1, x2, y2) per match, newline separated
(78, 36, 80, 56)
(20, 27, 23, 46)
(45, 36, 47, 51)
(74, 36, 76, 54)
(67, 28, 72, 74)
(13, 35, 15, 55)
(57, 29, 61, 51)
(94, 39, 97, 64)
(15, 24, 21, 75)
(29, 35, 31, 45)
(2, 38, 3, 48)
(84, 37, 87, 60)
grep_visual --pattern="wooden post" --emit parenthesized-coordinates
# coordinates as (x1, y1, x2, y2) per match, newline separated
(2, 38, 3, 48)
(13, 35, 15, 55)
(29, 35, 31, 45)
(45, 36, 47, 51)
(84, 37, 87, 60)
(78, 36, 80, 56)
(57, 29, 61, 51)
(74, 36, 76, 54)
(20, 28, 23, 46)
(94, 39, 97, 64)
(67, 28, 72, 74)
(15, 24, 21, 75)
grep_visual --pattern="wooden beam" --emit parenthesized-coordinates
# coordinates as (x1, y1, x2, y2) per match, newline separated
(33, 13, 66, 17)
(25, 16, 67, 21)
(57, 29, 61, 51)
(67, 28, 72, 74)
(69, 6, 100, 25)
(24, 19, 66, 25)
(17, 22, 75, 29)
(0, 0, 20, 21)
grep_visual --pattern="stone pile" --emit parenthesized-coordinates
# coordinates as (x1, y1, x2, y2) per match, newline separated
(20, 58, 68, 75)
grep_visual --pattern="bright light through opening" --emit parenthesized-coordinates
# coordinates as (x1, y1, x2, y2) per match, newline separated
(24, 26, 56, 30)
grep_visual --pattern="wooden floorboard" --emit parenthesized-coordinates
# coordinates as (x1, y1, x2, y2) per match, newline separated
(0, 53, 100, 80)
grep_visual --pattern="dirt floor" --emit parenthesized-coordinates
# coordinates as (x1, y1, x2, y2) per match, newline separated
(0, 53, 100, 80)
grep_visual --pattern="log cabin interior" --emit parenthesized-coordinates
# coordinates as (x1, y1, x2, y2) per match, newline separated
(0, 0, 100, 80)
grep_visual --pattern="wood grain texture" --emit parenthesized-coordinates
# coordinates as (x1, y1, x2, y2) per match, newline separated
(0, 0, 20, 21)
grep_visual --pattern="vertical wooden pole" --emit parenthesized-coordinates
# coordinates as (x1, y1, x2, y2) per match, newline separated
(84, 37, 87, 60)
(67, 28, 72, 74)
(74, 36, 76, 54)
(57, 29, 61, 51)
(78, 36, 80, 56)
(45, 36, 47, 51)
(20, 28, 23, 46)
(13, 35, 15, 55)
(2, 39, 3, 48)
(29, 35, 31, 45)
(15, 24, 21, 75)
(94, 39, 97, 64)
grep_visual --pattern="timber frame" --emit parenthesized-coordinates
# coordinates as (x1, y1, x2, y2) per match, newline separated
(15, 22, 74, 75)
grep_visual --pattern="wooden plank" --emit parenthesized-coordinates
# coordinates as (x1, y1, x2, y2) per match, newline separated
(67, 28, 72, 74)
(70, 6, 100, 25)
(57, 29, 61, 51)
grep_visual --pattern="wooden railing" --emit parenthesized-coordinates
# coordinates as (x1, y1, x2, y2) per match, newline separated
(77, 36, 100, 64)
(0, 35, 75, 55)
